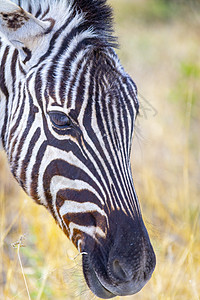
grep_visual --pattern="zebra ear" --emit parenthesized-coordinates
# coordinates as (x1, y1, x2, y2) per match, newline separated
(0, 0, 49, 56)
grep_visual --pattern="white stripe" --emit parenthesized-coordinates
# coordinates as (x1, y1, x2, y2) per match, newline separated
(50, 175, 104, 206)
(69, 223, 105, 240)
(59, 200, 107, 218)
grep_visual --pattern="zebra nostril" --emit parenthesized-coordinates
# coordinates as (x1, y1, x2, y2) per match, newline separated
(112, 259, 128, 280)
(143, 271, 148, 281)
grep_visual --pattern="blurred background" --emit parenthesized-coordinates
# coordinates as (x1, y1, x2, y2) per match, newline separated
(0, 0, 200, 299)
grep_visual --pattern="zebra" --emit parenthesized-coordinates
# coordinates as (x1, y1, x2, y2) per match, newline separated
(0, 0, 156, 298)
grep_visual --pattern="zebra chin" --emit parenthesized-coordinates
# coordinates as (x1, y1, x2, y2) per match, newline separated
(81, 212, 156, 298)
(82, 258, 150, 299)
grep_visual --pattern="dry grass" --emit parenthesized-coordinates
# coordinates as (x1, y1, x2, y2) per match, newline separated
(0, 0, 200, 299)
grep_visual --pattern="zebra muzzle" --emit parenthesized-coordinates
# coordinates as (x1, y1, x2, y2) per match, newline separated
(81, 212, 156, 298)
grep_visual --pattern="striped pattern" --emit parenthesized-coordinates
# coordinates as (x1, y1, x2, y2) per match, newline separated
(0, 2, 157, 298)
(0, 0, 140, 250)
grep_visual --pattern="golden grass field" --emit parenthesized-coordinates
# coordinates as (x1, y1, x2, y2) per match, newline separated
(0, 0, 200, 299)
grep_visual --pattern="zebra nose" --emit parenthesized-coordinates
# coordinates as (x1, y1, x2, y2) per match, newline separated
(107, 238, 156, 285)
(107, 250, 156, 296)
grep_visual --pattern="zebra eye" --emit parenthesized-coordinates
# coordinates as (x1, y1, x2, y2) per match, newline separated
(49, 111, 71, 129)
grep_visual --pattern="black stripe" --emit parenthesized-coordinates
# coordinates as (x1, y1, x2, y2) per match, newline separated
(0, 46, 9, 98)
(35, 5, 42, 18)
(20, 127, 41, 190)
(28, 3, 32, 14)
(30, 141, 48, 202)
(41, 6, 50, 19)
(0, 46, 10, 149)
(62, 211, 106, 229)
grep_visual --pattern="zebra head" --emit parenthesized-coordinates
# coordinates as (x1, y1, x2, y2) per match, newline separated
(0, 0, 156, 298)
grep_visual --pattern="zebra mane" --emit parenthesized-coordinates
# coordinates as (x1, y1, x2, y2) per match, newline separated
(71, 0, 117, 48)
(14, 0, 118, 48)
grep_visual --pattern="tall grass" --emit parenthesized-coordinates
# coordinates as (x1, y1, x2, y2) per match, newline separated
(1, 0, 200, 299)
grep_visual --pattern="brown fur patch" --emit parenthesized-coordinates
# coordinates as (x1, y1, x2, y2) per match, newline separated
(0, 9, 29, 31)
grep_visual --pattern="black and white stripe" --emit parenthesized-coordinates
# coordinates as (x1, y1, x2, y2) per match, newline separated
(0, 1, 156, 298)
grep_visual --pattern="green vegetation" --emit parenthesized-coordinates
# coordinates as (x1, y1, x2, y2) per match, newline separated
(1, 0, 200, 299)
